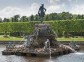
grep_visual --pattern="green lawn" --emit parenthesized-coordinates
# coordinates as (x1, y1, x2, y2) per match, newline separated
(0, 35, 84, 41)
(57, 37, 84, 41)
(0, 35, 24, 41)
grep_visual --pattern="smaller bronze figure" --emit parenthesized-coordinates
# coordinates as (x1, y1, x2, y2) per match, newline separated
(38, 4, 46, 23)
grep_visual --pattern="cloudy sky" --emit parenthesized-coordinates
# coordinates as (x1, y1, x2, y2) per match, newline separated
(0, 0, 84, 18)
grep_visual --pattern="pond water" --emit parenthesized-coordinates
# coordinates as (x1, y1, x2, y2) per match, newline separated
(0, 45, 84, 62)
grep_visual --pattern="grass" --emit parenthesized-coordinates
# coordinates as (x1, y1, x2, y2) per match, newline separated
(0, 35, 24, 41)
(0, 35, 84, 41)
(57, 37, 84, 41)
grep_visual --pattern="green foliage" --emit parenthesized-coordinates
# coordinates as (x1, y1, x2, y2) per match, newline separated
(29, 15, 34, 21)
(2, 12, 84, 22)
(0, 22, 34, 34)
(20, 16, 29, 22)
(0, 20, 84, 37)
(0, 23, 10, 33)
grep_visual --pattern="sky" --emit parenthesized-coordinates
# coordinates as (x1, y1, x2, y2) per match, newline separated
(0, 0, 84, 18)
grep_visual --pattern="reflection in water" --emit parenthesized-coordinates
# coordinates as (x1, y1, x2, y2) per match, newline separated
(0, 45, 84, 62)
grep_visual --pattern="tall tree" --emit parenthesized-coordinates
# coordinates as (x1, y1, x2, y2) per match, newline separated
(34, 14, 39, 21)
(3, 18, 10, 22)
(61, 12, 72, 20)
(0, 18, 2, 22)
(20, 16, 28, 22)
(13, 15, 20, 22)
(30, 15, 34, 21)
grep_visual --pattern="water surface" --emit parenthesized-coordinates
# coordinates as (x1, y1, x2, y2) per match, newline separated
(0, 45, 84, 62)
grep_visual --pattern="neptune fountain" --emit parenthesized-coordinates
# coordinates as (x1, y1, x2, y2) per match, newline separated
(2, 4, 75, 57)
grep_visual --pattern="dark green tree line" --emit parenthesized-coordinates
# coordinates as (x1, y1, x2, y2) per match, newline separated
(1, 12, 84, 22)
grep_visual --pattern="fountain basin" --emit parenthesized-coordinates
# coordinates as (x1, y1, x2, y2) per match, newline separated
(2, 47, 72, 57)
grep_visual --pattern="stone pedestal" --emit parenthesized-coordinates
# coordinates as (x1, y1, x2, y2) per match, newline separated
(29, 24, 58, 48)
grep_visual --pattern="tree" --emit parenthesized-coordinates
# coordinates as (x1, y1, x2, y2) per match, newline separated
(0, 18, 2, 22)
(61, 12, 72, 20)
(34, 14, 39, 21)
(76, 15, 84, 19)
(29, 15, 34, 21)
(3, 18, 10, 22)
(13, 15, 20, 22)
(20, 16, 28, 22)
(49, 13, 58, 20)
(44, 15, 50, 21)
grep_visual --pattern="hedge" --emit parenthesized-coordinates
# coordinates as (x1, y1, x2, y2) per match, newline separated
(0, 20, 84, 36)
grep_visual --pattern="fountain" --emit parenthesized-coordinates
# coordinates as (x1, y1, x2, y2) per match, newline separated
(2, 23, 73, 57)
(44, 39, 51, 58)
(2, 4, 75, 57)
(69, 41, 80, 51)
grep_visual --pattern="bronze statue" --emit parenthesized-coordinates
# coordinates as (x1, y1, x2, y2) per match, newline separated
(38, 4, 46, 23)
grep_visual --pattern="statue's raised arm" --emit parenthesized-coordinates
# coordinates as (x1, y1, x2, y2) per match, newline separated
(38, 4, 46, 23)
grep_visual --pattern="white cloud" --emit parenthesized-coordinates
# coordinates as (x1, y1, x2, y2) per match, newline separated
(49, 0, 60, 5)
(28, 3, 39, 15)
(0, 7, 22, 18)
(47, 0, 64, 14)
(0, 1, 84, 19)
(70, 5, 84, 14)
(49, 0, 73, 4)
(48, 0, 84, 14)
(46, 5, 61, 14)
(0, 3, 39, 19)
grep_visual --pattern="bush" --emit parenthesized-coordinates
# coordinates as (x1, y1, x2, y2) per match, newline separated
(0, 20, 84, 37)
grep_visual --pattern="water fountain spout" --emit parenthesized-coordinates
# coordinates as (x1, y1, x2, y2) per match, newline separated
(44, 39, 49, 50)
(44, 39, 51, 59)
